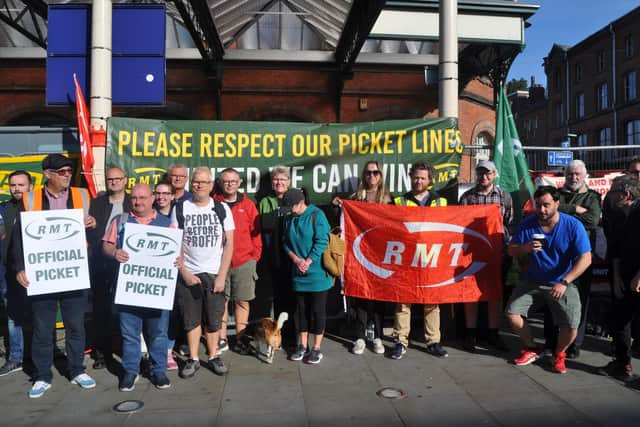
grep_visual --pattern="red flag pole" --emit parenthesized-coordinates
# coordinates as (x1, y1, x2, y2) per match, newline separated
(73, 73, 97, 198)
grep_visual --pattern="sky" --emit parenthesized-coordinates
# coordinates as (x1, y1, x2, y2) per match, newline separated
(508, 0, 638, 88)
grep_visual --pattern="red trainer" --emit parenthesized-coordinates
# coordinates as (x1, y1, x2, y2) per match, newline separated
(553, 351, 567, 374)
(514, 348, 540, 366)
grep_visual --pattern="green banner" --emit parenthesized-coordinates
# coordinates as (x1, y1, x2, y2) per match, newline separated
(107, 117, 463, 204)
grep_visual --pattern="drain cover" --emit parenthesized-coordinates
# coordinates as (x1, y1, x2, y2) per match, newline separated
(113, 400, 144, 413)
(376, 387, 408, 399)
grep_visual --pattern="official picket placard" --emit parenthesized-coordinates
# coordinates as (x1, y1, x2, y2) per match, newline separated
(21, 208, 90, 296)
(114, 222, 182, 310)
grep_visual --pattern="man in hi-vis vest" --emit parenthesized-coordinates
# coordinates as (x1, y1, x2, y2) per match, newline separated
(391, 161, 449, 360)
(14, 153, 97, 399)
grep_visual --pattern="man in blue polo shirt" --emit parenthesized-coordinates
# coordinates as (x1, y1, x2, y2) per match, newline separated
(505, 186, 591, 374)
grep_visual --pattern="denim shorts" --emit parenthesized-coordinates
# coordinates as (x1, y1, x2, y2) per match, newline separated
(506, 281, 581, 329)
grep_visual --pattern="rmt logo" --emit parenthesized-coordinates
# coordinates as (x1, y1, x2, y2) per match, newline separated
(24, 217, 82, 241)
(125, 232, 179, 257)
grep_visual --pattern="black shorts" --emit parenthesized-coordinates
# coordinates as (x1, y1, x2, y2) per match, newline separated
(176, 273, 225, 332)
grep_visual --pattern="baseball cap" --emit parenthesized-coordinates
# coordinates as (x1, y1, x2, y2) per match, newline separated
(476, 159, 497, 173)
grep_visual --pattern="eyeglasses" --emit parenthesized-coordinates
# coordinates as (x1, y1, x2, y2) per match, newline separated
(222, 180, 239, 186)
(170, 174, 187, 180)
(476, 170, 494, 176)
(154, 191, 173, 196)
(192, 180, 211, 187)
(106, 176, 125, 183)
(365, 170, 381, 176)
(49, 168, 73, 176)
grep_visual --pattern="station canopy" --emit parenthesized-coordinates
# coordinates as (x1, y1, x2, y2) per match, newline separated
(0, 0, 537, 84)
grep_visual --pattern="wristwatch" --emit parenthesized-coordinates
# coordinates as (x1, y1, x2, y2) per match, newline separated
(560, 279, 570, 286)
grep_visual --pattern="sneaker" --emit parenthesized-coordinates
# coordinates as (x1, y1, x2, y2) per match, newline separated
(566, 345, 580, 359)
(597, 360, 633, 381)
(0, 360, 22, 377)
(178, 344, 190, 357)
(289, 345, 308, 361)
(151, 372, 171, 389)
(92, 357, 106, 370)
(514, 347, 541, 366)
(218, 339, 229, 353)
(372, 338, 385, 355)
(352, 339, 366, 355)
(304, 349, 323, 364)
(390, 343, 407, 360)
(426, 342, 449, 358)
(487, 333, 509, 352)
(553, 352, 567, 374)
(180, 359, 200, 379)
(71, 373, 96, 389)
(167, 351, 178, 371)
(208, 357, 228, 375)
(463, 335, 477, 353)
(28, 381, 51, 399)
(118, 373, 139, 392)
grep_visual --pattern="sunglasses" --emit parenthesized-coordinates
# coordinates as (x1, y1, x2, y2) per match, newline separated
(49, 168, 73, 176)
(365, 170, 381, 176)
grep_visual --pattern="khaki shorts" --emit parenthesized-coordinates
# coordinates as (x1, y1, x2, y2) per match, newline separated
(506, 281, 581, 329)
(224, 259, 257, 301)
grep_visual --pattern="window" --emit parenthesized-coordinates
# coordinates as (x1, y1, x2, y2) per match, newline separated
(625, 35, 635, 58)
(627, 120, 640, 145)
(597, 51, 606, 72)
(554, 102, 564, 126)
(624, 71, 637, 101)
(575, 93, 585, 118)
(597, 82, 608, 110)
(575, 63, 583, 82)
(576, 134, 588, 161)
(599, 128, 612, 162)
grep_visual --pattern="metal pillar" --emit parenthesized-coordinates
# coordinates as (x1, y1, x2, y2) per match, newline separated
(90, 0, 112, 192)
(438, 0, 458, 119)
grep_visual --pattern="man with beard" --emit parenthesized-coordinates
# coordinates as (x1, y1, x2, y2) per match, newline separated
(506, 186, 591, 374)
(544, 160, 601, 359)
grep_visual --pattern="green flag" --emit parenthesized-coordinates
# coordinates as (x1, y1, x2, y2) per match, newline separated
(494, 84, 535, 197)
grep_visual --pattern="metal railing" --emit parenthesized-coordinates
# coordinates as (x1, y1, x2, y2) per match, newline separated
(463, 144, 640, 173)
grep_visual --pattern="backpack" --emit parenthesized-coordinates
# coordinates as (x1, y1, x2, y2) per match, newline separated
(311, 212, 346, 279)
(174, 198, 226, 231)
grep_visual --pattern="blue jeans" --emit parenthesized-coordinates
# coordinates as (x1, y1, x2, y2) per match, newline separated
(119, 306, 168, 376)
(6, 317, 23, 363)
(31, 290, 88, 383)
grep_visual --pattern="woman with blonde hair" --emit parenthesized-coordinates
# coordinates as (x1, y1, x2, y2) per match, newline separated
(332, 160, 391, 355)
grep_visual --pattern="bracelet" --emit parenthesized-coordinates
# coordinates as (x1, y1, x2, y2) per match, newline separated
(560, 279, 570, 286)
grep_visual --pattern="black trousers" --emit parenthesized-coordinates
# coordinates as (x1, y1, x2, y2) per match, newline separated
(611, 290, 640, 365)
(294, 290, 329, 335)
(350, 297, 385, 340)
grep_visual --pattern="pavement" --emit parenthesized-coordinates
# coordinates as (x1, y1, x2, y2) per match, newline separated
(0, 320, 639, 427)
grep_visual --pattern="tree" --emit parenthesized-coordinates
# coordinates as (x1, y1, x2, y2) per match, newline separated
(506, 78, 528, 94)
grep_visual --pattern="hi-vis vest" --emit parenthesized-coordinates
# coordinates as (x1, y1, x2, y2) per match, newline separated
(23, 187, 90, 213)
(394, 195, 447, 207)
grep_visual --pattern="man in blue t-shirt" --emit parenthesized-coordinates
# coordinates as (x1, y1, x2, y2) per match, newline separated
(506, 186, 591, 374)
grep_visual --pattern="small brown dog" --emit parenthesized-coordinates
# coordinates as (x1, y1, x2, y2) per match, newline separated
(250, 312, 288, 364)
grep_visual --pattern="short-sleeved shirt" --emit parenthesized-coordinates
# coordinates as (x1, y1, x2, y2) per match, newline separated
(511, 212, 590, 284)
(172, 199, 235, 275)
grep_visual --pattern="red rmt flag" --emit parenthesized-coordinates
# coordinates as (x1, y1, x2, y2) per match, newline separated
(73, 73, 97, 197)
(342, 201, 504, 304)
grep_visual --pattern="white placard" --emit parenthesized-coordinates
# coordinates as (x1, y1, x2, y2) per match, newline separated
(114, 222, 182, 310)
(21, 209, 90, 296)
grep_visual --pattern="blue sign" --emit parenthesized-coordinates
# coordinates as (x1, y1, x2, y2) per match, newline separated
(547, 151, 573, 167)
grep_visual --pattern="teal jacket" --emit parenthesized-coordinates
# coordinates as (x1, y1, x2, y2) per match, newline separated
(283, 204, 333, 292)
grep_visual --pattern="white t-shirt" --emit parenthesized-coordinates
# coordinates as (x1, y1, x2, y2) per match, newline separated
(172, 199, 235, 274)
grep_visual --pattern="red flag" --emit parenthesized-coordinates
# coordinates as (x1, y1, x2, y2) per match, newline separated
(342, 201, 503, 304)
(73, 73, 97, 197)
